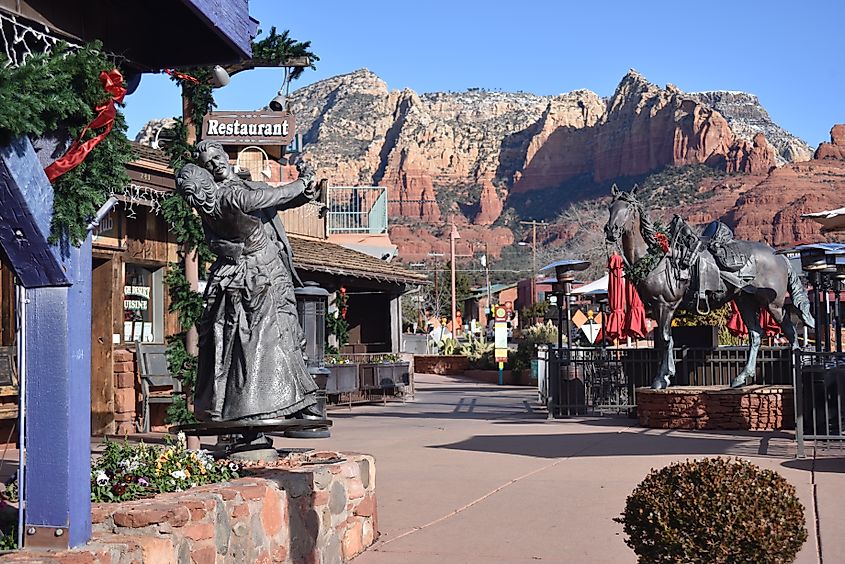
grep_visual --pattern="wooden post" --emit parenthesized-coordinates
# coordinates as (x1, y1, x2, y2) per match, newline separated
(182, 93, 201, 449)
(0, 138, 92, 548)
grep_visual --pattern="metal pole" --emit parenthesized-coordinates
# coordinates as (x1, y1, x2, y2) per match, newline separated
(485, 242, 491, 315)
(835, 279, 842, 353)
(557, 292, 564, 351)
(824, 277, 831, 353)
(16, 283, 26, 549)
(450, 226, 457, 337)
(813, 274, 822, 353)
(532, 222, 537, 322)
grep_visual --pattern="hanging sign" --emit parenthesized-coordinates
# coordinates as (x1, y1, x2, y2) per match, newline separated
(202, 111, 296, 145)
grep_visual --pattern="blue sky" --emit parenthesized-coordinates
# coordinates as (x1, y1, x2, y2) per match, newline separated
(124, 0, 844, 147)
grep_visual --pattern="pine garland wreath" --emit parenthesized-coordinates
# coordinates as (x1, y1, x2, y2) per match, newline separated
(0, 40, 132, 245)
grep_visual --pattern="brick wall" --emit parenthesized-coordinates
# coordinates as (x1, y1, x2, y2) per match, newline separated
(3, 454, 377, 563)
(113, 348, 139, 434)
(413, 355, 470, 375)
(638, 385, 794, 431)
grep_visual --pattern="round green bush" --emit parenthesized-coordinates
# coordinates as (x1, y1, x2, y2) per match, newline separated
(616, 457, 807, 564)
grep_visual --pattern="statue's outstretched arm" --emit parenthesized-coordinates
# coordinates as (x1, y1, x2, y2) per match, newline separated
(234, 179, 309, 213)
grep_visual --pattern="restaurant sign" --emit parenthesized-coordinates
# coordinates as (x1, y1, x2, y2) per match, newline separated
(201, 111, 296, 145)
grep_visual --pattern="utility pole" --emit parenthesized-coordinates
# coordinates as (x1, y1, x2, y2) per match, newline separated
(428, 252, 444, 319)
(483, 241, 491, 316)
(450, 223, 461, 336)
(520, 220, 548, 323)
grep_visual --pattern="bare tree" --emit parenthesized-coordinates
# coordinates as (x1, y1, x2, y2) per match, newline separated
(537, 199, 610, 280)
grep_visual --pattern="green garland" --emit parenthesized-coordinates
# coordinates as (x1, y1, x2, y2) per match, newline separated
(0, 41, 133, 245)
(623, 227, 670, 286)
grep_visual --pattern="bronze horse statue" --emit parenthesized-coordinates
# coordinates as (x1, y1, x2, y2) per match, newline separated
(604, 185, 814, 389)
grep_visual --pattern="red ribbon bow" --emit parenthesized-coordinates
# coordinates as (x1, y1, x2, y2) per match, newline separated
(44, 69, 127, 183)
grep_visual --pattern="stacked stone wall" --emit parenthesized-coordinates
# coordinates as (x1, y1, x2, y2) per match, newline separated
(2, 454, 377, 563)
(638, 386, 794, 430)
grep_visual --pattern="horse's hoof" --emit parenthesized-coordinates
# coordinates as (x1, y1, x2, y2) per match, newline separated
(730, 376, 746, 389)
(651, 376, 670, 390)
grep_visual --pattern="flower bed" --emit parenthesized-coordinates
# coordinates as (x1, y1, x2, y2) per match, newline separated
(92, 435, 240, 502)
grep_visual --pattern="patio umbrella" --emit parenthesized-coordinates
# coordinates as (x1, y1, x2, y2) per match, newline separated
(605, 254, 627, 341)
(726, 300, 781, 337)
(624, 274, 648, 339)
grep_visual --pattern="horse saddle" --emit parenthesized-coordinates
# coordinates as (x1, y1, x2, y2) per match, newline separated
(671, 218, 755, 314)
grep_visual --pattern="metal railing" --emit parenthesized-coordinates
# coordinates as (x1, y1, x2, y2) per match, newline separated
(545, 346, 793, 418)
(794, 351, 845, 456)
(326, 186, 388, 234)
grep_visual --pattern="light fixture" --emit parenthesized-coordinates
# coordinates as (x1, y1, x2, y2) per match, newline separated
(269, 94, 287, 112)
(209, 65, 230, 88)
(269, 66, 292, 112)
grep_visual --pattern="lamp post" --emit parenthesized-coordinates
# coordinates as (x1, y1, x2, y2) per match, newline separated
(541, 259, 590, 418)
(450, 223, 461, 336)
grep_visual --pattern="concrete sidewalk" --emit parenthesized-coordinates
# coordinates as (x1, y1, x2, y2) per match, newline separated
(275, 374, 844, 564)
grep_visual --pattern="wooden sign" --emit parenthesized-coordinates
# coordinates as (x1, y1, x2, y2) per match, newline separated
(201, 111, 295, 145)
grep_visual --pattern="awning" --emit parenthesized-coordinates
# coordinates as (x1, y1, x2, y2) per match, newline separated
(802, 207, 845, 233)
(290, 237, 429, 286)
(572, 275, 609, 296)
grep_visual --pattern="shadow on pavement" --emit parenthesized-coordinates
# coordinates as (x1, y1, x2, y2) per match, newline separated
(429, 430, 779, 459)
(782, 457, 845, 474)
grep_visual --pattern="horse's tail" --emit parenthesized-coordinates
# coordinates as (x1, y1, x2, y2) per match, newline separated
(785, 256, 815, 327)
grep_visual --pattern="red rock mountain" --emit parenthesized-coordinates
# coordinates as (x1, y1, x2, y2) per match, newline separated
(141, 70, 831, 261)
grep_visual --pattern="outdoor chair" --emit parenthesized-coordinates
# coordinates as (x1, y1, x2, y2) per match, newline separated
(136, 341, 180, 433)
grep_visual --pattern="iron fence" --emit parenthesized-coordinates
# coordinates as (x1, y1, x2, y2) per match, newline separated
(545, 346, 793, 418)
(793, 351, 845, 455)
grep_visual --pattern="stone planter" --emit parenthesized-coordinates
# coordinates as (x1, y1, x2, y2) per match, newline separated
(327, 363, 359, 394)
(413, 355, 470, 375)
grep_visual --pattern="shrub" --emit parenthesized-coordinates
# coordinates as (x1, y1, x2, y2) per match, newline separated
(91, 434, 240, 503)
(616, 457, 807, 564)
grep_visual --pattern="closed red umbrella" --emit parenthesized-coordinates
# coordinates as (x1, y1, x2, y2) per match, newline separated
(726, 300, 781, 337)
(605, 254, 627, 341)
(624, 275, 648, 339)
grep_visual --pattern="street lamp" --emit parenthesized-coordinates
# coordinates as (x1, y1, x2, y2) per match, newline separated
(794, 243, 845, 352)
(540, 259, 590, 419)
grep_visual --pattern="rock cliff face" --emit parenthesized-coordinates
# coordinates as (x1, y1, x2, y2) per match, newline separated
(688, 91, 813, 164)
(282, 69, 811, 258)
(724, 125, 845, 246)
(814, 124, 845, 160)
(512, 71, 779, 193)
(137, 69, 830, 259)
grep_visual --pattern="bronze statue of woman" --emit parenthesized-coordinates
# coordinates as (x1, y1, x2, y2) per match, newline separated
(175, 156, 322, 423)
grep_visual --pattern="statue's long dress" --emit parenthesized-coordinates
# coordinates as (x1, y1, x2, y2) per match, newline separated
(194, 182, 317, 421)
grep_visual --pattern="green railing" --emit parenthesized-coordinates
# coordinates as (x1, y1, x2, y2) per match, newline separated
(327, 186, 388, 234)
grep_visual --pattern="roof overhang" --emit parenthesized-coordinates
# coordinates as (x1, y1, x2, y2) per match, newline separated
(0, 0, 256, 70)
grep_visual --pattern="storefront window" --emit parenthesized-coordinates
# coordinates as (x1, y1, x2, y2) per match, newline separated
(123, 264, 164, 343)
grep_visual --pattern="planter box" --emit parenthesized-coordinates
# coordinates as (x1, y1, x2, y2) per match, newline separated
(672, 325, 718, 348)
(462, 369, 534, 386)
(359, 362, 411, 390)
(327, 364, 358, 394)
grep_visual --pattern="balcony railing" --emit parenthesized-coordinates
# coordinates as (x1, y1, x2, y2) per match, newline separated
(327, 186, 388, 235)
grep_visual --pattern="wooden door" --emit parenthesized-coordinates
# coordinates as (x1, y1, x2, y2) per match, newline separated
(91, 257, 115, 435)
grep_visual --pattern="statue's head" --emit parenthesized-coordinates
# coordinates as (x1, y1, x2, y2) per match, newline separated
(194, 140, 232, 182)
(176, 163, 218, 215)
(604, 184, 640, 243)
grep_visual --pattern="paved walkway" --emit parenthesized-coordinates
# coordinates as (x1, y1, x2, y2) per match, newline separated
(273, 374, 844, 564)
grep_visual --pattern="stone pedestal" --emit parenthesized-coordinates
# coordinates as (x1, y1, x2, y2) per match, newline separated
(637, 385, 794, 430)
